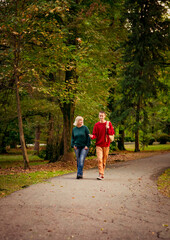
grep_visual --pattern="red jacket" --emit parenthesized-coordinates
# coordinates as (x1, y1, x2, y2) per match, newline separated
(92, 121, 115, 147)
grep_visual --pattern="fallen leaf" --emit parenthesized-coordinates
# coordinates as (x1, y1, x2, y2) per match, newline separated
(162, 224, 168, 227)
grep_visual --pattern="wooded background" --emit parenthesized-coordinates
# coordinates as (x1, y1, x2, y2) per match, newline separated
(0, 0, 169, 169)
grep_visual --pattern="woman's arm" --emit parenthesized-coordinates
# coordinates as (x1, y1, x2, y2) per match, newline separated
(71, 129, 75, 148)
(85, 126, 91, 148)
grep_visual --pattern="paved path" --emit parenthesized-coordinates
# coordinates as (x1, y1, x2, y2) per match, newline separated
(0, 153, 170, 240)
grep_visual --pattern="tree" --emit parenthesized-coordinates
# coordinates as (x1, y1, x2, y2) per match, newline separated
(0, 0, 33, 168)
(120, 0, 169, 151)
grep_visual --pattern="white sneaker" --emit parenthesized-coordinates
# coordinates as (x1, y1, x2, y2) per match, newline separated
(97, 175, 103, 180)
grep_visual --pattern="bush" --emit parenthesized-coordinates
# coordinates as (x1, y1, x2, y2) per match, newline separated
(88, 141, 96, 156)
(124, 136, 135, 142)
(38, 149, 46, 159)
(148, 137, 155, 145)
(110, 141, 117, 151)
(157, 134, 170, 144)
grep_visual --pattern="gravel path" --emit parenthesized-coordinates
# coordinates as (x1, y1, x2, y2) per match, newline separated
(0, 153, 170, 240)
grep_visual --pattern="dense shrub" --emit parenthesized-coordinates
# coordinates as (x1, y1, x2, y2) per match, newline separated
(158, 134, 170, 144)
(38, 149, 46, 159)
(148, 137, 155, 145)
(88, 141, 96, 156)
(124, 136, 135, 142)
(110, 141, 117, 151)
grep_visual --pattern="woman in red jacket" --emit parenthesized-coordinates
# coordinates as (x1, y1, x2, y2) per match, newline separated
(89, 111, 115, 180)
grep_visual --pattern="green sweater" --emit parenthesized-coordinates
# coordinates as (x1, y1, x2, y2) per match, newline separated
(71, 125, 91, 148)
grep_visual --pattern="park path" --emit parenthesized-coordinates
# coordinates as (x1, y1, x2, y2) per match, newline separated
(0, 153, 170, 240)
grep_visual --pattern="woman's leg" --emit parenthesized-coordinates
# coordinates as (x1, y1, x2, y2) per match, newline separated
(77, 148, 89, 177)
(74, 148, 80, 177)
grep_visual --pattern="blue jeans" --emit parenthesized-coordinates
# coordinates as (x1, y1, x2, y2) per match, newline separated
(74, 147, 89, 177)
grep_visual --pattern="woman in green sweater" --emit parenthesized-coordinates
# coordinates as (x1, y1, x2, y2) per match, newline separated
(71, 116, 91, 179)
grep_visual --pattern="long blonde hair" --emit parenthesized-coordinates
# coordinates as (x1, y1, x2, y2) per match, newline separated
(73, 116, 84, 126)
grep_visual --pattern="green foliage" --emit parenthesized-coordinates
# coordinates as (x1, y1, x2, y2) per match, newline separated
(109, 141, 117, 151)
(148, 137, 155, 145)
(124, 136, 135, 142)
(0, 0, 169, 158)
(108, 0, 169, 151)
(88, 141, 96, 156)
(157, 134, 170, 144)
(38, 149, 47, 159)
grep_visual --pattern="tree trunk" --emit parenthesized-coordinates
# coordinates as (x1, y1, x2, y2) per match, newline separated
(46, 113, 54, 161)
(118, 129, 125, 150)
(61, 101, 75, 161)
(59, 67, 77, 162)
(15, 80, 30, 169)
(135, 100, 140, 152)
(49, 132, 64, 163)
(0, 133, 7, 154)
(14, 31, 29, 169)
(34, 125, 41, 155)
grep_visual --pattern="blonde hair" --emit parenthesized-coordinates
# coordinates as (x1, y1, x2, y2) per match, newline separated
(73, 116, 84, 126)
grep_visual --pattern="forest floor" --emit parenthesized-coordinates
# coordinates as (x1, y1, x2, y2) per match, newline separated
(0, 148, 170, 198)
(0, 150, 169, 175)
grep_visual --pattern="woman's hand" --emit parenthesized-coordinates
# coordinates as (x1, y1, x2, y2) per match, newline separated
(74, 146, 77, 150)
(84, 146, 88, 150)
(89, 134, 93, 139)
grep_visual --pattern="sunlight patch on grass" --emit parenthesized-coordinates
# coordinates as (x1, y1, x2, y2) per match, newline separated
(157, 169, 170, 198)
(0, 154, 46, 169)
(0, 170, 73, 198)
(125, 143, 170, 151)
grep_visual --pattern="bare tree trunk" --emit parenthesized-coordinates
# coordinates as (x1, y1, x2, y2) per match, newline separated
(14, 30, 29, 169)
(15, 80, 29, 169)
(46, 113, 54, 160)
(34, 125, 41, 155)
(135, 100, 140, 152)
(59, 68, 77, 162)
(118, 129, 126, 150)
(0, 133, 7, 153)
(62, 102, 75, 154)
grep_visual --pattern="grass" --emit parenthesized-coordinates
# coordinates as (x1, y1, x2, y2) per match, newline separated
(157, 168, 170, 198)
(0, 154, 48, 169)
(0, 150, 74, 197)
(0, 170, 73, 198)
(125, 143, 170, 151)
(0, 146, 169, 198)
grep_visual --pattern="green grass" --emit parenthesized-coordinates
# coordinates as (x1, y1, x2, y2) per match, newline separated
(157, 169, 170, 198)
(125, 143, 170, 151)
(0, 153, 47, 168)
(0, 146, 169, 198)
(0, 170, 73, 198)
(0, 150, 74, 198)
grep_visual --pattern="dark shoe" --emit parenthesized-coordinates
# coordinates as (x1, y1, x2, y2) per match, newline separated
(77, 175, 83, 179)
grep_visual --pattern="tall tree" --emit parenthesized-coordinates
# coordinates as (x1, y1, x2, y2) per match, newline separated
(120, 0, 169, 151)
(0, 0, 33, 168)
